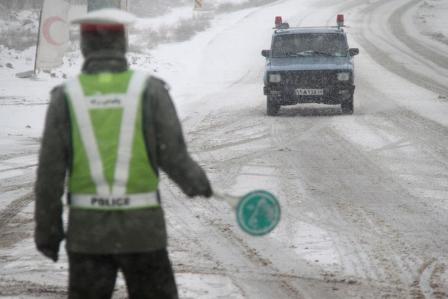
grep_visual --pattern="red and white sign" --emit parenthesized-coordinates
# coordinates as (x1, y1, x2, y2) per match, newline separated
(36, 0, 70, 71)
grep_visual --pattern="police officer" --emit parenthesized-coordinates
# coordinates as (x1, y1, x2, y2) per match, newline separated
(34, 9, 212, 299)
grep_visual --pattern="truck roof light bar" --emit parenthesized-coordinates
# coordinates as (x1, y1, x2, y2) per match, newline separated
(337, 14, 344, 28)
(275, 16, 283, 28)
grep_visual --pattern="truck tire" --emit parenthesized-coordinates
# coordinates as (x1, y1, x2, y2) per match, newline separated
(267, 96, 280, 116)
(341, 97, 354, 114)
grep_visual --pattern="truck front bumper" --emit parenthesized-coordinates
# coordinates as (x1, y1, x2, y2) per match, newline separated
(264, 84, 355, 105)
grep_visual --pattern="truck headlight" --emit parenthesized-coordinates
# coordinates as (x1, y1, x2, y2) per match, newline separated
(337, 72, 350, 81)
(269, 74, 281, 83)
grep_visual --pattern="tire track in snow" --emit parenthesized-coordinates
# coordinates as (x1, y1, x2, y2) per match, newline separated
(331, 105, 448, 294)
(0, 278, 66, 298)
(389, 0, 448, 71)
(350, 0, 448, 96)
(278, 119, 417, 297)
(0, 149, 38, 162)
(0, 192, 33, 230)
(186, 111, 309, 298)
(269, 113, 435, 296)
(165, 0, 448, 296)
(164, 183, 305, 298)
(162, 128, 304, 298)
(0, 163, 37, 174)
(186, 107, 377, 297)
(0, 147, 38, 248)
(193, 106, 406, 297)
(0, 192, 34, 249)
(329, 112, 448, 295)
(270, 120, 379, 281)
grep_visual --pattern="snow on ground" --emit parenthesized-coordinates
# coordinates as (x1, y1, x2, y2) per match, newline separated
(1, 0, 448, 297)
(415, 0, 448, 46)
(134, 6, 196, 31)
(0, 1, 288, 298)
(0, 0, 259, 138)
(0, 44, 65, 139)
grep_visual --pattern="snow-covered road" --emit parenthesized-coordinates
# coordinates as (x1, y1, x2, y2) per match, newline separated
(1, 0, 448, 298)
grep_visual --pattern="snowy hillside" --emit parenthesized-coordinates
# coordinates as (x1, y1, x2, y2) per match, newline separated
(1, 0, 448, 298)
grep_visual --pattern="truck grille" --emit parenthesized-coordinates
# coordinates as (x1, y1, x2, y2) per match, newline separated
(280, 70, 338, 88)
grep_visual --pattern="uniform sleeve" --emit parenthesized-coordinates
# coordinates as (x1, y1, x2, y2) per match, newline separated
(147, 77, 212, 197)
(34, 86, 68, 250)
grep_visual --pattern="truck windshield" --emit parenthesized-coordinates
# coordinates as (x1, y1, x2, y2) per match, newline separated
(272, 33, 348, 58)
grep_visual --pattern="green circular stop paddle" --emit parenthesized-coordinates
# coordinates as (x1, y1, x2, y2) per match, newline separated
(214, 190, 281, 236)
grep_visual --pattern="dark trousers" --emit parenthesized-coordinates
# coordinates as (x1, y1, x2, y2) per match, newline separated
(68, 249, 179, 299)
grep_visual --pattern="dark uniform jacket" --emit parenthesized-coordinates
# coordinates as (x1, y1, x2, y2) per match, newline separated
(34, 54, 211, 254)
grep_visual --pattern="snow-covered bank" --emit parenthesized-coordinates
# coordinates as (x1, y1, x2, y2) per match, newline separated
(2, 0, 448, 297)
(415, 0, 448, 46)
(0, 10, 39, 50)
(0, 0, 278, 138)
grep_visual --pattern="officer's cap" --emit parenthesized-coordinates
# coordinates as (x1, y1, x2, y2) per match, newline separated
(71, 8, 136, 32)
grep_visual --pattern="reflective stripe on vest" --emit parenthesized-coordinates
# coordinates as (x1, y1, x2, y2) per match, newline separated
(65, 71, 159, 210)
(71, 193, 158, 210)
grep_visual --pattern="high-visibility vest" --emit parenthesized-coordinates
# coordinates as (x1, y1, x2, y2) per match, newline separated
(64, 70, 159, 210)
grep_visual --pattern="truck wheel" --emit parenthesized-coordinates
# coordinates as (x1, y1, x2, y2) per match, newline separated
(341, 97, 354, 114)
(267, 96, 280, 116)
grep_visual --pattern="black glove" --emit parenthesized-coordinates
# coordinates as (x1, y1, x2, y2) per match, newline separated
(37, 243, 59, 262)
(185, 179, 213, 198)
(202, 182, 213, 198)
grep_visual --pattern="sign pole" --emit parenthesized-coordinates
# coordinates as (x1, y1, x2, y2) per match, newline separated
(16, 6, 42, 78)
(34, 8, 43, 75)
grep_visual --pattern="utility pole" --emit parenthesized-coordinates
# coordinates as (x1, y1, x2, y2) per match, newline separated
(87, 0, 121, 11)
(194, 0, 203, 10)
(121, 0, 129, 10)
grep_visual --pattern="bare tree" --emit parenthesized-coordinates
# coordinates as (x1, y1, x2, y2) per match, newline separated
(0, 0, 42, 10)
(0, 0, 85, 10)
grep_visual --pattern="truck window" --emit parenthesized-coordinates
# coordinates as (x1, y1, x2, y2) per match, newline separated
(272, 33, 348, 58)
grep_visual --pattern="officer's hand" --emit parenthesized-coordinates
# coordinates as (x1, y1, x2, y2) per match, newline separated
(185, 180, 213, 198)
(194, 179, 212, 198)
(202, 182, 213, 198)
(37, 244, 59, 262)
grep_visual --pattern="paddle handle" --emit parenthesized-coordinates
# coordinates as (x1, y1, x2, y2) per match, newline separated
(213, 191, 240, 209)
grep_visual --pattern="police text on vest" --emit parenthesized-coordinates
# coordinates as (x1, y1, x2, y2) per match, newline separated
(91, 196, 130, 207)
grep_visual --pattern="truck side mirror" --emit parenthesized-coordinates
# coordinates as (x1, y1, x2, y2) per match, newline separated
(261, 50, 271, 58)
(349, 48, 359, 56)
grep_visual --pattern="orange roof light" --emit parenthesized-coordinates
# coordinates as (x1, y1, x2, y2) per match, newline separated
(337, 14, 344, 27)
(275, 16, 283, 28)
